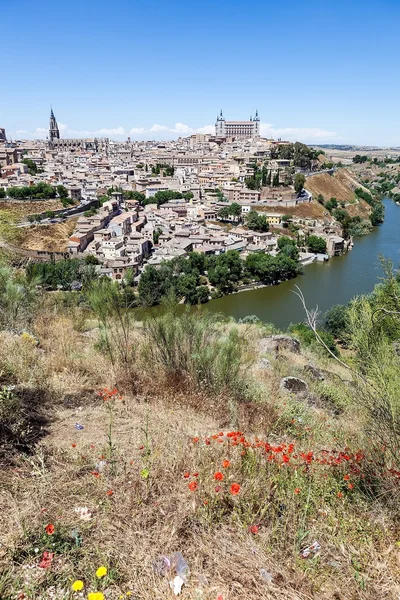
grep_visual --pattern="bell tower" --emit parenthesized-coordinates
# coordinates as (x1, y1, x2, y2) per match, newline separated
(49, 108, 60, 143)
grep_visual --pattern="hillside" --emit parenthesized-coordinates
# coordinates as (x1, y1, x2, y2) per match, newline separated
(1, 268, 400, 600)
(304, 168, 371, 218)
(0, 200, 64, 219)
(17, 218, 78, 252)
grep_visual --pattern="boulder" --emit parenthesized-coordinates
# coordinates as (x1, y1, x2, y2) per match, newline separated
(259, 335, 301, 355)
(392, 341, 400, 357)
(280, 376, 308, 394)
(258, 357, 272, 370)
(303, 363, 324, 381)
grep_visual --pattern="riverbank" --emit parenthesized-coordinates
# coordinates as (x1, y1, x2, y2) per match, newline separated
(205, 199, 396, 329)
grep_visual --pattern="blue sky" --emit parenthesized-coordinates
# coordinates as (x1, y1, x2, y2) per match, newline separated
(1, 0, 399, 145)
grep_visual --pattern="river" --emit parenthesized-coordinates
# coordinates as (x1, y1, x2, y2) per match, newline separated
(206, 199, 400, 329)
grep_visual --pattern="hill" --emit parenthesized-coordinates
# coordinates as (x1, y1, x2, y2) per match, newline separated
(304, 168, 371, 218)
(1, 268, 400, 599)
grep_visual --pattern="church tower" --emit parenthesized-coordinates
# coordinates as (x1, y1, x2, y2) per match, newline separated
(215, 109, 226, 137)
(49, 108, 60, 142)
(253, 109, 260, 137)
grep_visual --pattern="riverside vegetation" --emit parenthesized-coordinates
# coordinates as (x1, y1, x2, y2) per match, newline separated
(1, 258, 400, 599)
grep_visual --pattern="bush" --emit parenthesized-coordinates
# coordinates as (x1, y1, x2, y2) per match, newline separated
(290, 323, 339, 357)
(323, 304, 349, 339)
(142, 308, 253, 402)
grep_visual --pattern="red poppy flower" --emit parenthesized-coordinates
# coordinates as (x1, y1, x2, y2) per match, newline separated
(91, 471, 100, 478)
(188, 481, 198, 492)
(348, 483, 354, 490)
(215, 485, 221, 493)
(337, 492, 343, 498)
(222, 460, 231, 468)
(71, 443, 76, 448)
(45, 523, 55, 535)
(38, 550, 54, 569)
(90, 445, 95, 449)
(249, 525, 259, 534)
(192, 437, 199, 444)
(230, 483, 241, 495)
(343, 474, 350, 481)
(294, 487, 300, 495)
(183, 472, 190, 479)
(192, 472, 199, 477)
(214, 472, 224, 481)
(106, 489, 113, 496)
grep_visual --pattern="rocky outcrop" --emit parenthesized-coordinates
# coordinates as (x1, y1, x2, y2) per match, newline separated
(259, 335, 300, 355)
(258, 357, 272, 370)
(280, 376, 308, 394)
(303, 363, 324, 381)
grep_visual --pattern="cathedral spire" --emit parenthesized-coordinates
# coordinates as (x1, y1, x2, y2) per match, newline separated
(49, 107, 60, 143)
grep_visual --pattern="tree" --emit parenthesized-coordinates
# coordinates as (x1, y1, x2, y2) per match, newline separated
(245, 210, 269, 232)
(307, 235, 327, 254)
(281, 214, 292, 228)
(153, 227, 163, 245)
(230, 203, 242, 217)
(332, 208, 349, 224)
(272, 171, 280, 187)
(277, 236, 296, 250)
(325, 197, 338, 212)
(0, 188, 6, 198)
(323, 304, 349, 339)
(57, 185, 68, 199)
(370, 202, 385, 226)
(138, 266, 165, 307)
(218, 203, 242, 221)
(22, 158, 38, 175)
(124, 190, 146, 203)
(294, 173, 306, 194)
(196, 286, 209, 304)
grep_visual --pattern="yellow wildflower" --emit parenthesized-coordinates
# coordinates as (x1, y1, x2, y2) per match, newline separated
(88, 593, 105, 600)
(95, 566, 108, 579)
(72, 580, 85, 591)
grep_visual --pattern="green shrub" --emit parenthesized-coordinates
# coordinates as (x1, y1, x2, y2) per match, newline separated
(142, 308, 253, 402)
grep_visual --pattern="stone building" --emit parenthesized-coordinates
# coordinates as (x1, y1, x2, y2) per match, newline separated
(215, 110, 260, 139)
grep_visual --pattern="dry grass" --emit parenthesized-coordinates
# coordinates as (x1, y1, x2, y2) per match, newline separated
(18, 219, 78, 252)
(0, 200, 64, 219)
(1, 310, 400, 600)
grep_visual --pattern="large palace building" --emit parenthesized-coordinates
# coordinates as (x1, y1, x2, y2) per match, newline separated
(215, 110, 260, 139)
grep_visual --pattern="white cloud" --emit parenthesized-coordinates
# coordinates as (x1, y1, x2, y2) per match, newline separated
(173, 122, 193, 134)
(149, 124, 169, 132)
(25, 119, 339, 143)
(97, 126, 126, 136)
(259, 122, 338, 142)
(196, 124, 214, 134)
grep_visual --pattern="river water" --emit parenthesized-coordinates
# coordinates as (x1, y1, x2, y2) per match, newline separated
(206, 199, 400, 329)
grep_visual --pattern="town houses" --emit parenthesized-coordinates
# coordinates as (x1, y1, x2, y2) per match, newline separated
(0, 110, 349, 282)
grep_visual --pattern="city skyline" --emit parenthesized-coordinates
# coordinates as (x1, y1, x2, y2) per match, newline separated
(2, 0, 400, 146)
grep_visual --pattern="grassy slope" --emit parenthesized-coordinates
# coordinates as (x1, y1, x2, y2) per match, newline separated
(1, 311, 400, 600)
